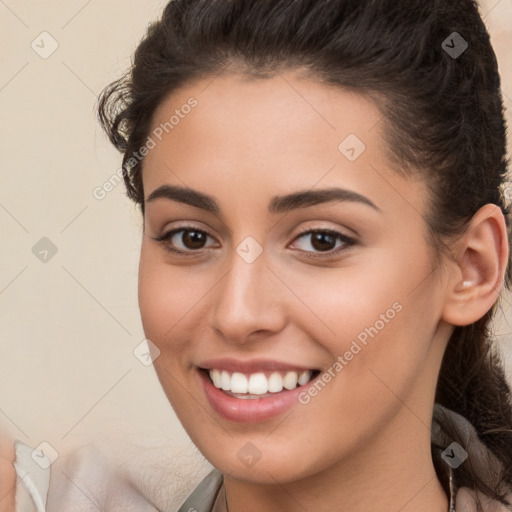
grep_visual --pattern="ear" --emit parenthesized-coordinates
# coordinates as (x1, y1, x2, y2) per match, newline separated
(441, 204, 509, 326)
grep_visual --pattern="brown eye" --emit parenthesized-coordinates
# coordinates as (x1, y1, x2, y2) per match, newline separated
(179, 230, 208, 250)
(310, 232, 337, 252)
(152, 227, 216, 254)
(290, 229, 356, 258)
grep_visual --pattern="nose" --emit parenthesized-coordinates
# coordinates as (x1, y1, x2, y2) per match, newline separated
(210, 247, 288, 344)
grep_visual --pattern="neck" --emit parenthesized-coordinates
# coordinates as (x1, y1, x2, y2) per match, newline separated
(222, 408, 449, 512)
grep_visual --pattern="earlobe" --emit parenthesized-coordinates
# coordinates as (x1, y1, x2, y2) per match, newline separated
(442, 204, 509, 326)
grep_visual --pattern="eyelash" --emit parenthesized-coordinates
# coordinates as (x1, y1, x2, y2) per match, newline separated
(152, 225, 357, 259)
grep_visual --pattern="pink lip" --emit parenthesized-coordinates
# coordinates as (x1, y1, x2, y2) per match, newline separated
(198, 357, 316, 374)
(197, 368, 316, 423)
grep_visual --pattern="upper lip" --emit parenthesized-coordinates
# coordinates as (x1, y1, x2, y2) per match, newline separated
(197, 357, 318, 374)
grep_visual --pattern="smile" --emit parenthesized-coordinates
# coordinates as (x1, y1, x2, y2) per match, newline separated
(206, 369, 320, 398)
(196, 361, 322, 423)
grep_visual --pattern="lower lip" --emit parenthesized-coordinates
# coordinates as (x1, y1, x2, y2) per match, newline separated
(198, 369, 312, 423)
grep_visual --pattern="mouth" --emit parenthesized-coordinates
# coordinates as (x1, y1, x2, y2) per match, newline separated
(196, 357, 324, 422)
(198, 367, 322, 399)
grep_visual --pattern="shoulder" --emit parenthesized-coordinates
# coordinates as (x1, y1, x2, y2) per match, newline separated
(432, 404, 512, 512)
(454, 488, 512, 512)
(176, 469, 224, 512)
(45, 442, 110, 511)
(45, 437, 213, 512)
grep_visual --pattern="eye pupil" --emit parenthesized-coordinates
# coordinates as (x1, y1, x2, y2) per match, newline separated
(311, 232, 336, 252)
(183, 230, 206, 249)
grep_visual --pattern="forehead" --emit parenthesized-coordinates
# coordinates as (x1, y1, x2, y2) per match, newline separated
(142, 71, 425, 218)
(147, 70, 383, 160)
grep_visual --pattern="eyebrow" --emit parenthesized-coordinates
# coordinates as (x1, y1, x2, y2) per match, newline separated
(146, 184, 381, 214)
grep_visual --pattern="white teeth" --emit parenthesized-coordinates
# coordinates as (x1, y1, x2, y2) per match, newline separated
(220, 370, 231, 391)
(268, 372, 283, 392)
(283, 371, 298, 390)
(211, 369, 222, 388)
(208, 369, 314, 395)
(248, 373, 268, 394)
(298, 370, 311, 386)
(231, 372, 248, 393)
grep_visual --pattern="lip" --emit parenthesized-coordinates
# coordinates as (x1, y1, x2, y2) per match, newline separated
(197, 367, 318, 423)
(197, 357, 317, 374)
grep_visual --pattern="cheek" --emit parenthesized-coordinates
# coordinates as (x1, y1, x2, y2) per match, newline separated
(279, 251, 423, 351)
(138, 249, 191, 362)
(138, 243, 208, 348)
(288, 247, 439, 394)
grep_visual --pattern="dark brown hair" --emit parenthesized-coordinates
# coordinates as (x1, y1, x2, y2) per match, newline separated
(97, 0, 512, 508)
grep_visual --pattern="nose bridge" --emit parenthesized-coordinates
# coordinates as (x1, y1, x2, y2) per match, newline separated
(211, 244, 285, 342)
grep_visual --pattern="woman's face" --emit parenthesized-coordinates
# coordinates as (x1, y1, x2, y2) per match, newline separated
(138, 71, 453, 484)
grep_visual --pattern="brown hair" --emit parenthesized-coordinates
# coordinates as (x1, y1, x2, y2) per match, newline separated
(97, 0, 512, 507)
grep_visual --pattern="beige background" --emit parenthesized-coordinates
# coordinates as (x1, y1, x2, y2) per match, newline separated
(1, 0, 512, 494)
